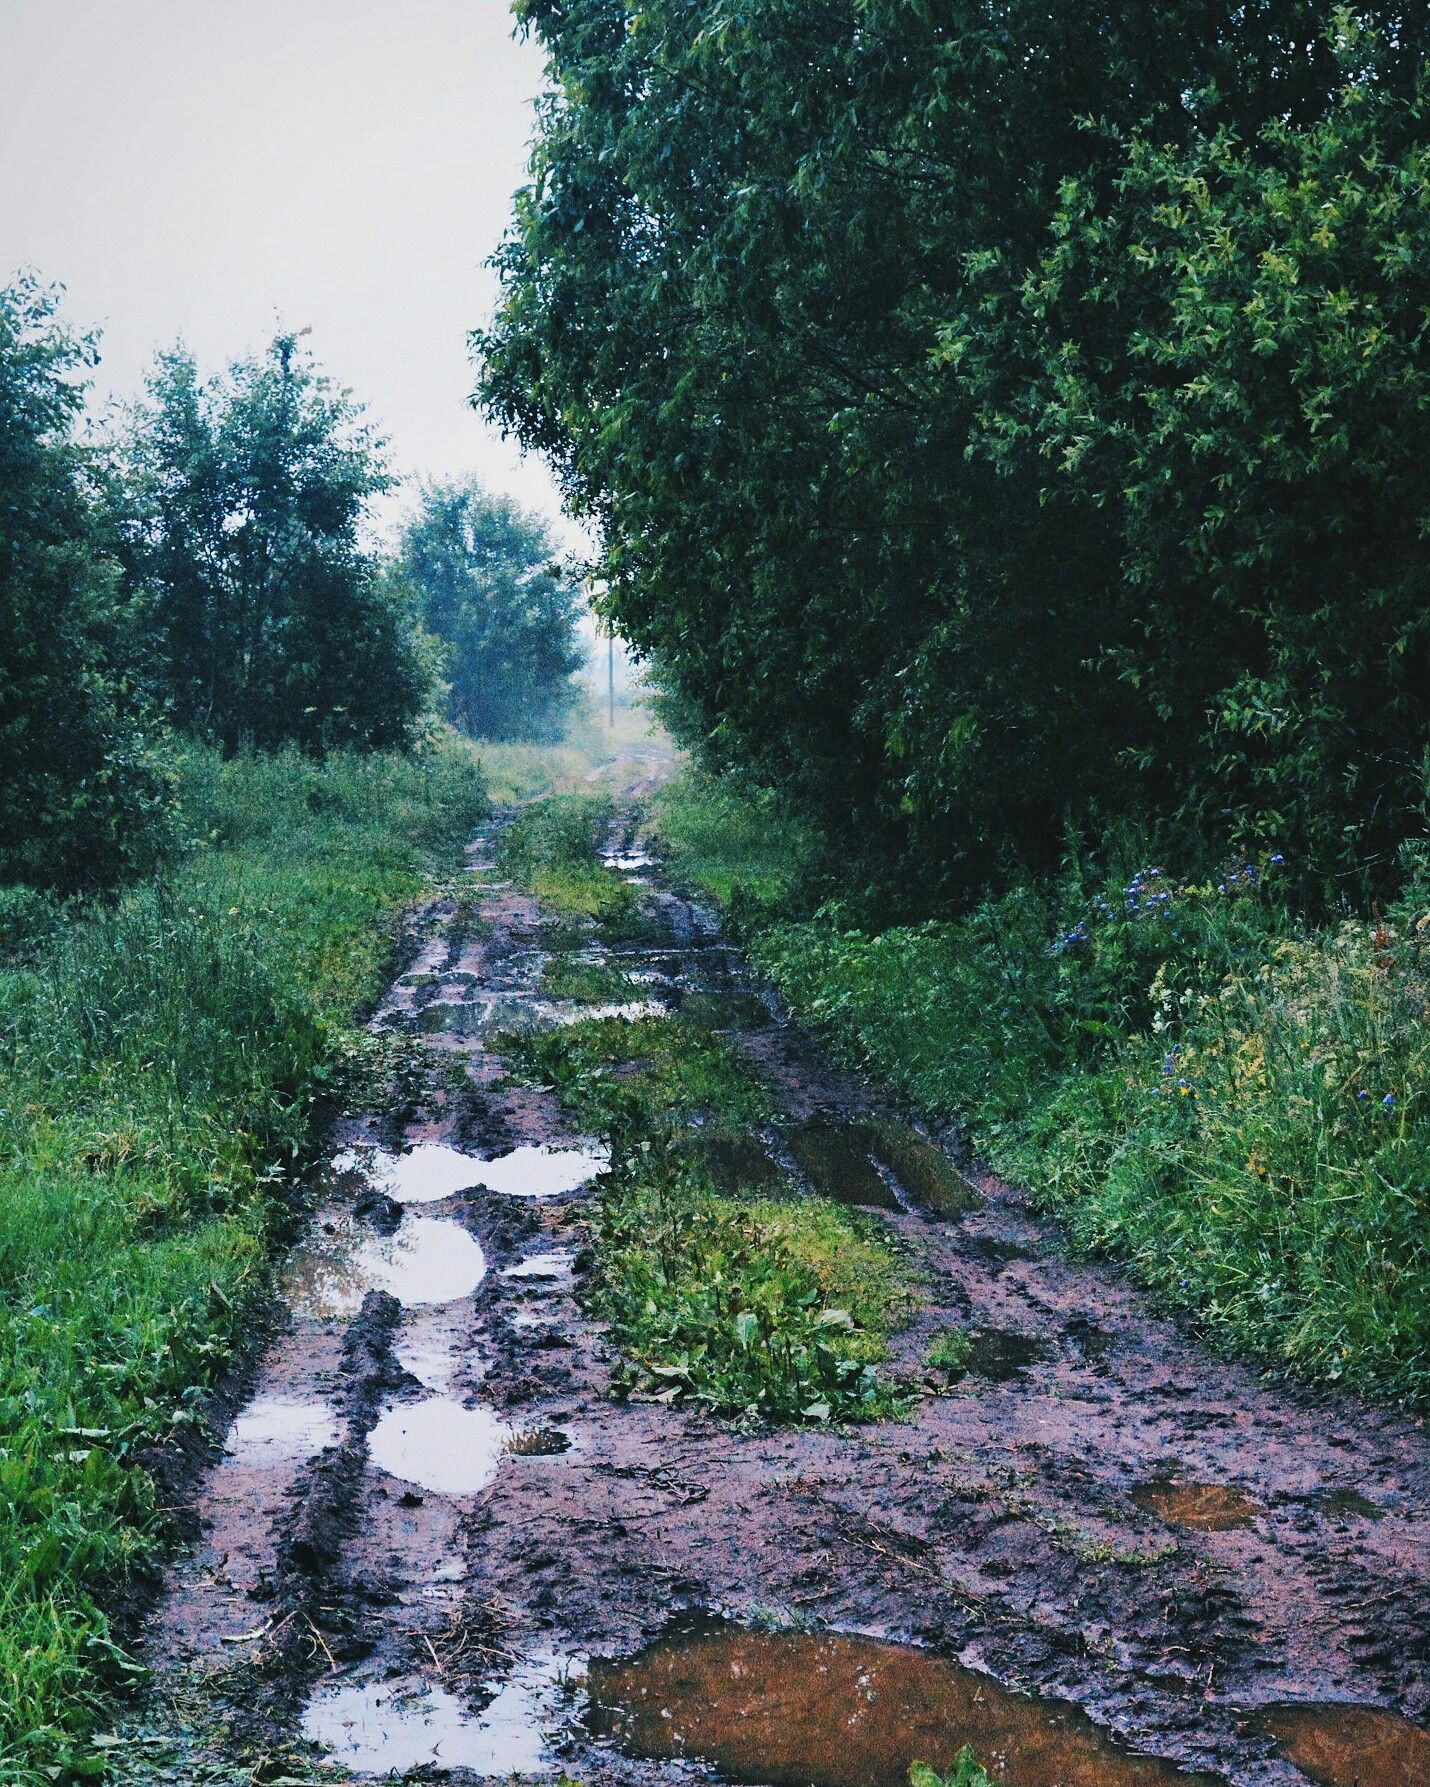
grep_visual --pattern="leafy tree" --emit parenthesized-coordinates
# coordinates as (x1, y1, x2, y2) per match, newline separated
(121, 332, 436, 752)
(476, 1, 1427, 904)
(0, 276, 171, 892)
(396, 478, 583, 740)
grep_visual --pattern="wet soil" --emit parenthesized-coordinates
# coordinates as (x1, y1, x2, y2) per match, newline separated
(132, 791, 1430, 1786)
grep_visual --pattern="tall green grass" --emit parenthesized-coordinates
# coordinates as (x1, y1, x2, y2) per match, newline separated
(653, 774, 1430, 1403)
(0, 741, 486, 1782)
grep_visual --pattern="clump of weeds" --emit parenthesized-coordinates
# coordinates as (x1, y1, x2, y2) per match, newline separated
(591, 1140, 911, 1424)
(494, 1007, 910, 1424)
(925, 1327, 972, 1380)
(497, 795, 635, 923)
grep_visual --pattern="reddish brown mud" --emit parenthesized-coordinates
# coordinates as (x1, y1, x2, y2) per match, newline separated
(133, 800, 1430, 1786)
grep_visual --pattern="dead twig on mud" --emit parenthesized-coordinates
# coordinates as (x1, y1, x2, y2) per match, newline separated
(303, 1615, 339, 1675)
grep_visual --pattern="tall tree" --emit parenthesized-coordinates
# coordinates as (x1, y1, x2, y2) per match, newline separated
(0, 276, 171, 892)
(122, 332, 436, 753)
(397, 478, 583, 741)
(476, 0, 1427, 902)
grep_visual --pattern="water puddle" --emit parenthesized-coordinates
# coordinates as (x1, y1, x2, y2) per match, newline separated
(678, 989, 775, 1031)
(583, 1626, 1219, 1787)
(501, 1249, 576, 1280)
(1299, 1486, 1384, 1521)
(1253, 1701, 1429, 1787)
(1132, 1479, 1261, 1532)
(784, 1122, 901, 1210)
(602, 848, 655, 872)
(963, 1327, 1050, 1382)
(368, 1398, 514, 1495)
(685, 1126, 785, 1197)
(335, 1140, 487, 1204)
(1061, 1316, 1114, 1364)
(861, 1119, 982, 1218)
(418, 994, 663, 1035)
(225, 1395, 338, 1465)
(467, 1141, 610, 1199)
(506, 1426, 573, 1456)
(283, 1214, 485, 1317)
(368, 1397, 572, 1494)
(302, 1656, 577, 1776)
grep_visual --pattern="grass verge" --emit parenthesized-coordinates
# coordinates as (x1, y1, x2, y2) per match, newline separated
(0, 740, 486, 1782)
(651, 770, 1430, 1404)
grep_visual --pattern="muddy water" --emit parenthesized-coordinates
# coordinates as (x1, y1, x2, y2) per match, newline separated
(1133, 1479, 1262, 1533)
(1252, 1701, 1430, 1787)
(282, 1211, 485, 1316)
(785, 1120, 903, 1209)
(585, 1627, 1220, 1787)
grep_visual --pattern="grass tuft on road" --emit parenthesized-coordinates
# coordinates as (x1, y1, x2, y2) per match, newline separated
(0, 740, 486, 1783)
(497, 794, 636, 922)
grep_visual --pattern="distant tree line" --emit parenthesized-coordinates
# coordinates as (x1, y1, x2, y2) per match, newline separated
(0, 284, 583, 891)
(477, 1, 1429, 906)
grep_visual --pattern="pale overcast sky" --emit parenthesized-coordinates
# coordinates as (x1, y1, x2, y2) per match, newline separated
(0, 0, 579, 546)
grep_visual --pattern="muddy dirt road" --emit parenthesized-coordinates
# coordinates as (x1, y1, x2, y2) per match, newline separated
(129, 795, 1429, 1786)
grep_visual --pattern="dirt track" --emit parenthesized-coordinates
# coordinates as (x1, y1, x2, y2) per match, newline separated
(132, 797, 1430, 1786)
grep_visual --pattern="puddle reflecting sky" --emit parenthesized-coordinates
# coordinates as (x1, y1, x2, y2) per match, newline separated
(470, 1141, 610, 1199)
(368, 1397, 515, 1495)
(334, 1141, 485, 1204)
(302, 1657, 577, 1775)
(224, 1394, 338, 1465)
(584, 1627, 1220, 1787)
(283, 1214, 485, 1317)
(501, 1248, 576, 1280)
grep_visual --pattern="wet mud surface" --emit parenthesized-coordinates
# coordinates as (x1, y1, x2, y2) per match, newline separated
(134, 796, 1430, 1785)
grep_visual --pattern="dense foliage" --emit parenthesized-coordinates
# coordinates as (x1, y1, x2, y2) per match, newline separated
(119, 333, 436, 753)
(0, 278, 171, 892)
(654, 772, 1430, 1402)
(478, 3, 1428, 904)
(398, 477, 584, 741)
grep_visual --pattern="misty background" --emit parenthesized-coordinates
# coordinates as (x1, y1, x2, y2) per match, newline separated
(0, 0, 579, 548)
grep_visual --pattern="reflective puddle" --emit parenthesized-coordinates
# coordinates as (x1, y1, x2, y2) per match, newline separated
(963, 1327, 1050, 1382)
(583, 1627, 1219, 1787)
(369, 1398, 515, 1495)
(861, 1119, 982, 1218)
(677, 989, 775, 1031)
(417, 994, 662, 1035)
(1132, 1479, 1261, 1532)
(283, 1214, 485, 1317)
(367, 1396, 571, 1495)
(225, 1394, 338, 1465)
(1254, 1701, 1429, 1787)
(685, 1125, 786, 1197)
(333, 1141, 487, 1204)
(302, 1656, 577, 1775)
(784, 1122, 902, 1210)
(501, 1249, 576, 1280)
(467, 1141, 610, 1199)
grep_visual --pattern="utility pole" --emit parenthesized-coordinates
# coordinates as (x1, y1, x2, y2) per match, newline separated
(608, 627, 615, 728)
